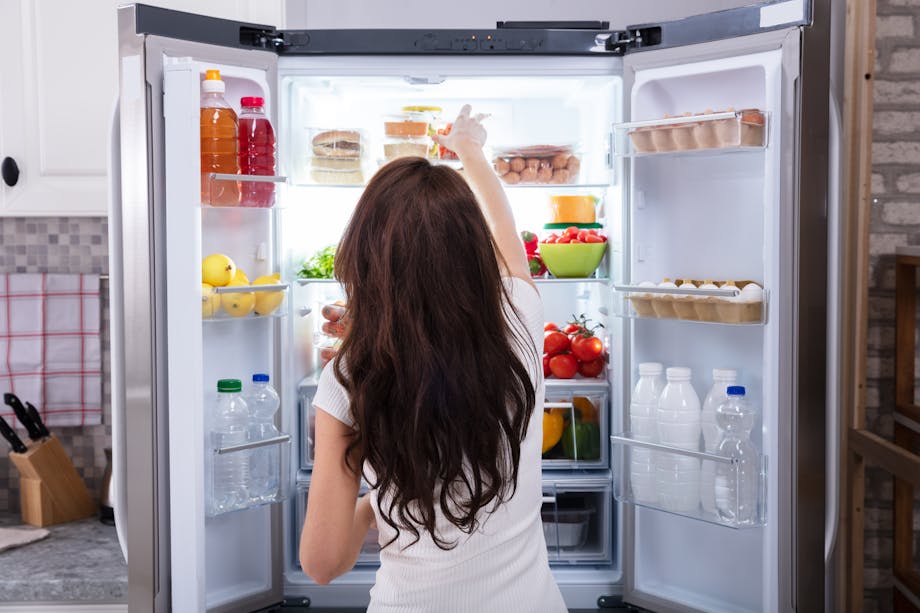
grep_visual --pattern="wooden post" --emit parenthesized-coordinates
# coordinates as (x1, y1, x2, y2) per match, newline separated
(842, 0, 877, 610)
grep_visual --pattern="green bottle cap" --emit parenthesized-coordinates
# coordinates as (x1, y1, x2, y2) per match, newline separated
(217, 379, 242, 393)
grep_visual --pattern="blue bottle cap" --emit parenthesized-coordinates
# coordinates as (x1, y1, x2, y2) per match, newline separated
(252, 373, 270, 383)
(727, 385, 745, 396)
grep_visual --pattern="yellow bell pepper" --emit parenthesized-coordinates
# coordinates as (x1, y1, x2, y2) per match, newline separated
(542, 411, 565, 454)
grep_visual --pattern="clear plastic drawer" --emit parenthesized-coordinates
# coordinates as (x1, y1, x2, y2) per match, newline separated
(542, 389, 608, 469)
(542, 479, 613, 564)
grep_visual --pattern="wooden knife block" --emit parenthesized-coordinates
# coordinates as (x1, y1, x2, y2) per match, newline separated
(8, 435, 96, 527)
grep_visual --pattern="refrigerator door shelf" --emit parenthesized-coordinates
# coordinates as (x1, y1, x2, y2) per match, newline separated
(611, 433, 767, 529)
(614, 285, 769, 326)
(206, 436, 292, 518)
(612, 110, 769, 158)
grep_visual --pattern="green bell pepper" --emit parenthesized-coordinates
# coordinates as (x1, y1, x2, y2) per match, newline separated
(561, 420, 600, 460)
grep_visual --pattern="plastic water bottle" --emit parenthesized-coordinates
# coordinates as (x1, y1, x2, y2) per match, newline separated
(629, 362, 664, 504)
(700, 368, 738, 514)
(210, 379, 250, 514)
(655, 367, 701, 512)
(238, 96, 276, 207)
(246, 373, 281, 504)
(714, 386, 760, 526)
(200, 70, 240, 206)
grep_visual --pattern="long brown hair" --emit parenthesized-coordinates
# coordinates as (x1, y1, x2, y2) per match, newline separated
(333, 157, 537, 549)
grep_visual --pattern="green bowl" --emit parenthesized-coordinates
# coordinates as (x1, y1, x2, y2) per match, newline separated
(539, 242, 607, 278)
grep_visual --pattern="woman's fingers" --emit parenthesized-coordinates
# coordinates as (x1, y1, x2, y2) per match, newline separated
(472, 113, 490, 123)
(321, 303, 346, 322)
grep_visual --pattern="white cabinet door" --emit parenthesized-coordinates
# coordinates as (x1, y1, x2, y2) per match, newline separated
(0, 0, 283, 217)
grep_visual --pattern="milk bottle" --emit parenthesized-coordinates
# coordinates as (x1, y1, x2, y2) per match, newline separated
(655, 367, 701, 512)
(700, 368, 738, 514)
(629, 362, 664, 504)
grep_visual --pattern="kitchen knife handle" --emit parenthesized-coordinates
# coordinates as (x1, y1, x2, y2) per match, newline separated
(0, 415, 28, 454)
(3, 393, 42, 441)
(25, 402, 50, 438)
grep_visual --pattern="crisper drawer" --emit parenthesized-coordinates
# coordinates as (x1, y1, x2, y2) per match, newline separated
(542, 389, 608, 469)
(541, 478, 613, 565)
(294, 480, 381, 568)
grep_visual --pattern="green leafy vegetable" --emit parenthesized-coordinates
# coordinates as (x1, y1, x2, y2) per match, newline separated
(298, 245, 336, 279)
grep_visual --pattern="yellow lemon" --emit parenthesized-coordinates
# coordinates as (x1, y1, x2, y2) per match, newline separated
(201, 283, 221, 319)
(202, 253, 236, 287)
(220, 280, 255, 317)
(252, 273, 284, 316)
(230, 268, 250, 284)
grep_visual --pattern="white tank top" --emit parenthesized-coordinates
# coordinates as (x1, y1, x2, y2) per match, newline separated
(312, 277, 565, 612)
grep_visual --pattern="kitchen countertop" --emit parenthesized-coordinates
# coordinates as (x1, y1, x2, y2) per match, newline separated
(0, 513, 127, 603)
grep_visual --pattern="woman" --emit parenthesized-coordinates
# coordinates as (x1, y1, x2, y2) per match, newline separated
(299, 105, 565, 612)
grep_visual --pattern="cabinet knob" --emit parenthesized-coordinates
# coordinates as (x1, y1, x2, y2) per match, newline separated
(1, 157, 19, 187)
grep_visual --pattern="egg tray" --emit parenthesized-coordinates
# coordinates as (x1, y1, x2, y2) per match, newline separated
(625, 280, 764, 324)
(625, 110, 766, 154)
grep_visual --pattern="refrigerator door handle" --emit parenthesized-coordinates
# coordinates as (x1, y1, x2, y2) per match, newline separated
(107, 99, 128, 563)
(825, 90, 842, 565)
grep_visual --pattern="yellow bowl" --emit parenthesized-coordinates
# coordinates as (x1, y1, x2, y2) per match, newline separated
(539, 242, 607, 278)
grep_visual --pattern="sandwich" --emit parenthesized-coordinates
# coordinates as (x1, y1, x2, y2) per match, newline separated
(312, 130, 361, 158)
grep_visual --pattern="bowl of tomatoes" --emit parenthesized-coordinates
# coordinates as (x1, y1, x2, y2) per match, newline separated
(540, 225, 607, 278)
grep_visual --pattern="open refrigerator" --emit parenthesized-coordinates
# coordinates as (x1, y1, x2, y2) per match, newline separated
(110, 2, 838, 612)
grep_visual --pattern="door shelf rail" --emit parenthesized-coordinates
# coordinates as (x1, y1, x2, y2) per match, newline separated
(611, 432, 767, 529)
(213, 282, 289, 294)
(202, 172, 288, 209)
(203, 283, 289, 321)
(206, 436, 292, 518)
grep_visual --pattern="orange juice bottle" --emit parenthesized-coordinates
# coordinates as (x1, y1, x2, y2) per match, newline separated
(200, 70, 240, 206)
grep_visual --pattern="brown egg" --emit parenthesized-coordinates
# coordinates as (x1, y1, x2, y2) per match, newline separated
(494, 158, 510, 175)
(520, 167, 538, 183)
(551, 153, 569, 169)
(525, 158, 540, 170)
(539, 158, 553, 169)
(503, 171, 521, 184)
(566, 156, 580, 174)
(550, 168, 570, 184)
(536, 166, 553, 183)
(510, 157, 526, 173)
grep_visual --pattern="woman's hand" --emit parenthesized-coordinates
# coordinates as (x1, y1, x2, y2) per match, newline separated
(432, 104, 489, 159)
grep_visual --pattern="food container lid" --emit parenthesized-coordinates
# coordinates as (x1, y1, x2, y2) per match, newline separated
(383, 136, 431, 143)
(543, 222, 603, 230)
(401, 105, 442, 114)
(493, 144, 575, 158)
(384, 112, 431, 122)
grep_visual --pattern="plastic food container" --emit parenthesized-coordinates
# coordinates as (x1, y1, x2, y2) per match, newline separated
(492, 145, 581, 185)
(624, 109, 767, 154)
(401, 106, 442, 157)
(542, 508, 593, 548)
(549, 195, 597, 224)
(384, 112, 429, 138)
(383, 137, 431, 160)
(307, 128, 365, 185)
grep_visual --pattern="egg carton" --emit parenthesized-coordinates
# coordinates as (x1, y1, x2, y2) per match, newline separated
(625, 280, 765, 324)
(622, 109, 767, 155)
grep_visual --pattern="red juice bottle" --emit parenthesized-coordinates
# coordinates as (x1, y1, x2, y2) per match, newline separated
(238, 96, 276, 207)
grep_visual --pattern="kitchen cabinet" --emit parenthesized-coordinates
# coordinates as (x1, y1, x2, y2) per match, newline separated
(0, 0, 283, 217)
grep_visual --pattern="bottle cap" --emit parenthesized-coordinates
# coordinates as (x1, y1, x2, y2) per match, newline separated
(202, 69, 225, 94)
(638, 362, 663, 376)
(241, 96, 264, 107)
(252, 373, 269, 383)
(666, 366, 692, 380)
(727, 385, 745, 396)
(217, 379, 242, 393)
(712, 368, 737, 381)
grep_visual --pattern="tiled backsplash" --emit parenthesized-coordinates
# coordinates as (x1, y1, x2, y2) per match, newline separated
(0, 217, 110, 515)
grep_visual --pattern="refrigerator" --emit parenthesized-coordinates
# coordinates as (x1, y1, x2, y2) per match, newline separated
(110, 1, 840, 611)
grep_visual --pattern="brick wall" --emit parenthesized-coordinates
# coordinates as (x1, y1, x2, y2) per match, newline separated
(869, 1, 920, 611)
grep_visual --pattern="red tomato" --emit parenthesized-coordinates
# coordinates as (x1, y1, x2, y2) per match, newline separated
(577, 230, 589, 242)
(587, 228, 598, 235)
(543, 236, 557, 244)
(543, 330, 571, 355)
(544, 322, 559, 331)
(564, 323, 584, 335)
(599, 235, 608, 242)
(578, 357, 605, 378)
(570, 238, 583, 244)
(543, 354, 552, 377)
(557, 236, 571, 244)
(549, 353, 578, 379)
(565, 226, 580, 237)
(571, 334, 604, 362)
(584, 234, 604, 243)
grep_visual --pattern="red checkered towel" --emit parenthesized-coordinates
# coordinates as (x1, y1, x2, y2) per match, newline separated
(0, 274, 101, 427)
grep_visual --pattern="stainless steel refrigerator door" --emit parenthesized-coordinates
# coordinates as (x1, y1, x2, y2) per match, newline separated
(617, 1, 830, 611)
(115, 5, 283, 612)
